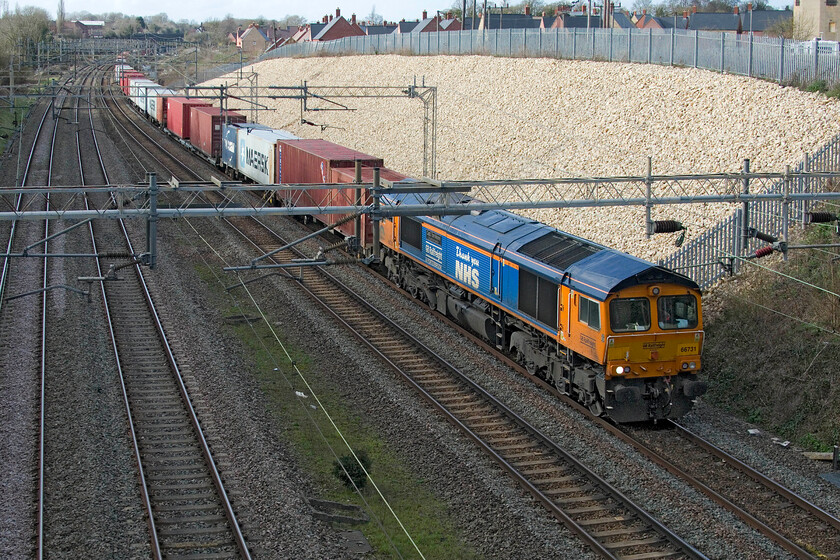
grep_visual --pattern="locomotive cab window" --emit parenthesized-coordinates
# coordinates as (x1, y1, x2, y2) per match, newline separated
(578, 295, 601, 330)
(609, 298, 650, 332)
(657, 294, 698, 330)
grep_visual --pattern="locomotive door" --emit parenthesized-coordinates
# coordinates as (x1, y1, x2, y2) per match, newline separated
(490, 242, 504, 299)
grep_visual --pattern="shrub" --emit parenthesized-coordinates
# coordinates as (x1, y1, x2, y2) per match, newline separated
(332, 450, 372, 490)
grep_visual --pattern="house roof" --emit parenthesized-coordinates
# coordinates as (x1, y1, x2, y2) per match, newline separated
(558, 14, 599, 29)
(689, 12, 740, 31)
(75, 20, 105, 27)
(410, 18, 438, 33)
(653, 15, 689, 29)
(482, 13, 542, 29)
(362, 24, 398, 35)
(741, 9, 792, 32)
(241, 26, 267, 41)
(313, 17, 341, 40)
(611, 13, 635, 28)
(395, 21, 419, 33)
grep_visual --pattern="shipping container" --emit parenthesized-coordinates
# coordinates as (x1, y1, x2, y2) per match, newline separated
(235, 127, 299, 184)
(221, 123, 272, 170)
(151, 89, 177, 125)
(114, 64, 132, 81)
(166, 97, 212, 140)
(189, 106, 246, 160)
(276, 139, 385, 238)
(329, 166, 410, 246)
(129, 79, 161, 115)
(120, 71, 144, 95)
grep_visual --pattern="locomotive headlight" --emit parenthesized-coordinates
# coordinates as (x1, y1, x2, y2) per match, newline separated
(681, 362, 689, 370)
(689, 361, 696, 369)
(615, 366, 625, 375)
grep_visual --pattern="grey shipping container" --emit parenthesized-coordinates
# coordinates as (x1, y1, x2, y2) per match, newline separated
(236, 127, 299, 184)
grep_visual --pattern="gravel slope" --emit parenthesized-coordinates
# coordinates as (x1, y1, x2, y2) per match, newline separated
(206, 54, 840, 261)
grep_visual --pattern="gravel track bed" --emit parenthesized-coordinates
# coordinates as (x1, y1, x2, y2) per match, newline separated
(36, 98, 150, 558)
(291, 232, 797, 559)
(150, 211, 597, 559)
(0, 100, 58, 560)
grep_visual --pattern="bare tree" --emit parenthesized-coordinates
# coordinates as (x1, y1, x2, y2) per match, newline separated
(56, 0, 64, 34)
(366, 5, 384, 25)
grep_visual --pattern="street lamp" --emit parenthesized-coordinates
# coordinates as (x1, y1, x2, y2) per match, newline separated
(748, 2, 753, 36)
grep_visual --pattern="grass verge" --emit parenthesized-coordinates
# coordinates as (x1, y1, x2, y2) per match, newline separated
(195, 264, 478, 559)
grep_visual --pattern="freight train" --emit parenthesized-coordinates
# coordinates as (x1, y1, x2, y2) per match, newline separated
(114, 63, 707, 423)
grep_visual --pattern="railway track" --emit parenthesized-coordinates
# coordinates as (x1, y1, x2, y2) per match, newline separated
(92, 68, 252, 559)
(89, 61, 839, 559)
(219, 213, 705, 560)
(429, 292, 840, 559)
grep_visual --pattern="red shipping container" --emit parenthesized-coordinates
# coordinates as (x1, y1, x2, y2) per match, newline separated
(276, 139, 384, 226)
(166, 97, 211, 140)
(189, 106, 246, 160)
(120, 71, 143, 95)
(329, 166, 409, 246)
(155, 93, 172, 126)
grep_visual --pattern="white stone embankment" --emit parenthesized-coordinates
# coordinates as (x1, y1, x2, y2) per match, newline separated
(205, 54, 840, 261)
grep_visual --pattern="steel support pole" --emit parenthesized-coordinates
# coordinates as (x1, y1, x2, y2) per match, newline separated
(354, 161, 362, 250)
(782, 165, 790, 261)
(147, 172, 158, 269)
(372, 168, 381, 263)
(740, 159, 750, 263)
(645, 157, 653, 238)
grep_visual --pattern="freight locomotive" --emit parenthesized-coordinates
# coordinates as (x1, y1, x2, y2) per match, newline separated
(115, 64, 707, 422)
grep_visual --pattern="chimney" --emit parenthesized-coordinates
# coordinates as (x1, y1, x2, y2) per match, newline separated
(447, 11, 452, 19)
(691, 5, 697, 13)
(351, 13, 356, 24)
(733, 6, 739, 14)
(329, 15, 334, 21)
(525, 4, 531, 15)
(555, 7, 561, 15)
(582, 5, 586, 13)
(336, 7, 340, 18)
(542, 11, 546, 16)
(683, 10, 688, 18)
(423, 10, 428, 19)
(643, 8, 647, 14)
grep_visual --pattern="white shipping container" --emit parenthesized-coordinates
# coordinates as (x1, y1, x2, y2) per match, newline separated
(128, 78, 156, 110)
(147, 88, 176, 122)
(236, 128, 299, 185)
(130, 80, 165, 116)
(115, 64, 132, 81)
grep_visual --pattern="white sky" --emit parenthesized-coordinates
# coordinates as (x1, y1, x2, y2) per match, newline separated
(51, 1, 448, 23)
(33, 0, 792, 24)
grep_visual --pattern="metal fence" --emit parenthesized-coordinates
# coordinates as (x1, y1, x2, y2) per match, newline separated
(660, 134, 840, 289)
(263, 28, 840, 86)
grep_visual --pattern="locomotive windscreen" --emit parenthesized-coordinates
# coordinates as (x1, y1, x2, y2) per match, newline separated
(519, 232, 602, 270)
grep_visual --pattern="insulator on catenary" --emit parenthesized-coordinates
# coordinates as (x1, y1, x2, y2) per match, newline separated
(652, 220, 685, 234)
(753, 246, 775, 259)
(806, 211, 838, 224)
(753, 230, 779, 243)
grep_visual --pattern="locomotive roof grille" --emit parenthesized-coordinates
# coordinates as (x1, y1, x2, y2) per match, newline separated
(519, 231, 602, 270)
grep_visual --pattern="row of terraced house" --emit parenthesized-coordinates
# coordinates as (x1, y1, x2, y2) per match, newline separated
(229, 5, 800, 56)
